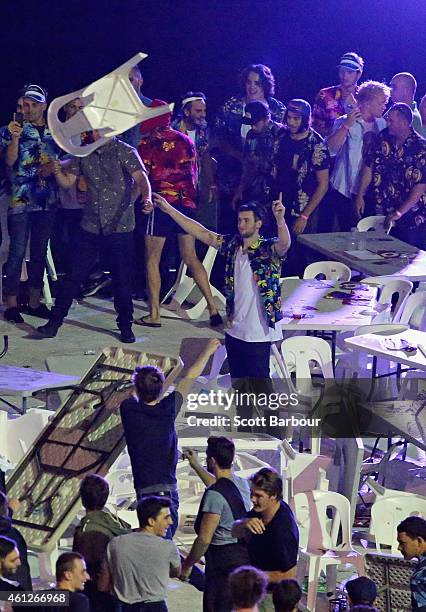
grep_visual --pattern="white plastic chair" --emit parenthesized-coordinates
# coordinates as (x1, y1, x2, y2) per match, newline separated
(280, 440, 331, 503)
(42, 241, 57, 306)
(105, 469, 134, 507)
(357, 215, 389, 233)
(369, 494, 426, 554)
(48, 52, 173, 156)
(362, 278, 413, 323)
(396, 291, 426, 329)
(160, 246, 226, 320)
(294, 490, 365, 611)
(303, 261, 351, 282)
(280, 336, 334, 392)
(0, 408, 52, 465)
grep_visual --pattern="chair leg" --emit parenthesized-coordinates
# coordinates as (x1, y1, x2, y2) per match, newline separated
(306, 557, 320, 611)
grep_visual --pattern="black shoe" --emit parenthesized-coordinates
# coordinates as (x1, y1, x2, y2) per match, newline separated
(209, 313, 223, 327)
(4, 307, 24, 324)
(37, 320, 60, 338)
(120, 327, 136, 343)
(81, 273, 111, 297)
(24, 304, 51, 319)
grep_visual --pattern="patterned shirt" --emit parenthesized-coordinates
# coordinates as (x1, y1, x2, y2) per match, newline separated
(213, 96, 286, 195)
(364, 127, 426, 230)
(218, 234, 285, 328)
(241, 120, 284, 203)
(138, 127, 197, 209)
(276, 129, 331, 214)
(0, 121, 61, 214)
(312, 85, 357, 138)
(68, 138, 145, 235)
(411, 553, 426, 611)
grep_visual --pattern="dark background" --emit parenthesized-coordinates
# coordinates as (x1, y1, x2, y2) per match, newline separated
(0, 0, 425, 124)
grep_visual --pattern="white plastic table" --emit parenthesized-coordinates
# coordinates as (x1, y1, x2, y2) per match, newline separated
(344, 329, 426, 371)
(297, 232, 426, 281)
(279, 278, 378, 331)
(0, 365, 79, 414)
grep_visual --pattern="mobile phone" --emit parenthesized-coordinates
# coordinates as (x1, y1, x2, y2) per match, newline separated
(13, 112, 24, 126)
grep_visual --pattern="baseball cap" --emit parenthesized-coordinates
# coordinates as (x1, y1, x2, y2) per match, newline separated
(346, 577, 377, 605)
(23, 84, 48, 104)
(338, 52, 364, 72)
(242, 100, 270, 125)
(287, 99, 311, 118)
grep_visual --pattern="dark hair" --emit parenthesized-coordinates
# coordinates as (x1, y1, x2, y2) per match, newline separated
(80, 474, 109, 511)
(386, 102, 413, 125)
(239, 64, 275, 97)
(272, 579, 302, 611)
(0, 491, 8, 517)
(346, 576, 377, 605)
(397, 516, 426, 540)
(351, 606, 379, 612)
(132, 365, 165, 402)
(238, 201, 264, 223)
(56, 552, 84, 582)
(136, 496, 171, 528)
(181, 91, 206, 111)
(249, 467, 283, 500)
(229, 565, 268, 608)
(0, 536, 16, 560)
(206, 436, 235, 469)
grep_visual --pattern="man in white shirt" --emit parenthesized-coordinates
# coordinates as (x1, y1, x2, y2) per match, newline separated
(327, 80, 390, 230)
(148, 194, 290, 428)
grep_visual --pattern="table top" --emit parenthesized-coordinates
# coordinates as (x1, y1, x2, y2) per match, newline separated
(0, 365, 79, 396)
(297, 232, 426, 281)
(361, 393, 426, 452)
(279, 278, 377, 330)
(344, 329, 426, 371)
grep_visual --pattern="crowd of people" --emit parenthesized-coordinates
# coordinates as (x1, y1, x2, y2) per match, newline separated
(0, 358, 426, 611)
(0, 53, 425, 345)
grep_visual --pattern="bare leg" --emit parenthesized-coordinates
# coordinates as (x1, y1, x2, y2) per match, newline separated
(178, 234, 219, 316)
(143, 235, 166, 324)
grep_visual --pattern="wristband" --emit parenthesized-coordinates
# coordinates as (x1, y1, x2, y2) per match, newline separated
(394, 210, 402, 218)
(299, 213, 309, 221)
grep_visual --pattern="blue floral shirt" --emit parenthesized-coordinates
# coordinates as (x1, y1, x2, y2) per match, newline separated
(0, 121, 61, 214)
(218, 234, 285, 328)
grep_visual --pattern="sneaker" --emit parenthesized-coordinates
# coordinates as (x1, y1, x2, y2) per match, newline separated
(37, 321, 60, 338)
(119, 327, 136, 343)
(4, 307, 24, 324)
(81, 273, 111, 297)
(24, 304, 51, 319)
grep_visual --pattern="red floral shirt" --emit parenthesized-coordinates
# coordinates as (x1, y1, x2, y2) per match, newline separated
(138, 127, 197, 209)
(312, 85, 356, 138)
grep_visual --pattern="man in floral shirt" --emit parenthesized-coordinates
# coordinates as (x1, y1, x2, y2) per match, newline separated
(0, 84, 61, 324)
(356, 103, 426, 248)
(275, 99, 330, 275)
(150, 193, 290, 429)
(137, 100, 222, 328)
(312, 52, 364, 138)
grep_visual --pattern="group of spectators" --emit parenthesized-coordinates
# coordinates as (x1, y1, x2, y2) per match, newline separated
(2, 356, 426, 611)
(0, 52, 425, 343)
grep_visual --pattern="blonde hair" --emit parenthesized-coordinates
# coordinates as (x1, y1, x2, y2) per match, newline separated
(357, 81, 391, 105)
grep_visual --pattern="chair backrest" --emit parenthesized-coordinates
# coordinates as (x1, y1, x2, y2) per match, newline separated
(357, 215, 389, 233)
(280, 440, 331, 503)
(280, 336, 334, 383)
(376, 279, 413, 322)
(293, 490, 352, 551)
(105, 469, 134, 502)
(303, 261, 351, 282)
(0, 409, 52, 464)
(48, 52, 173, 156)
(370, 495, 426, 554)
(397, 291, 426, 329)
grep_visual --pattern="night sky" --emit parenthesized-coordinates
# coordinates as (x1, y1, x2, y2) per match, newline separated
(1, 0, 425, 124)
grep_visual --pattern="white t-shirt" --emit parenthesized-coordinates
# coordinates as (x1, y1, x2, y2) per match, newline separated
(227, 248, 282, 342)
(187, 129, 196, 144)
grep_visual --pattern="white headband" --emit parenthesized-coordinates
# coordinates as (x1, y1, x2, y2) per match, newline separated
(182, 96, 204, 107)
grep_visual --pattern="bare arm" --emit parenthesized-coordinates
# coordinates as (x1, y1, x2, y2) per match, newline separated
(304, 169, 329, 216)
(184, 449, 216, 487)
(271, 199, 291, 256)
(232, 517, 265, 539)
(132, 169, 151, 203)
(180, 513, 220, 579)
(354, 163, 373, 214)
(267, 567, 297, 583)
(153, 193, 221, 247)
(384, 182, 426, 229)
(176, 339, 222, 399)
(52, 160, 78, 189)
(5, 122, 23, 167)
(327, 108, 362, 155)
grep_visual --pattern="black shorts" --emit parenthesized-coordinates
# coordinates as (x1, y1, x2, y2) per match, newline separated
(145, 205, 196, 238)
